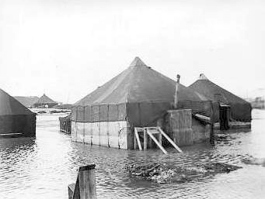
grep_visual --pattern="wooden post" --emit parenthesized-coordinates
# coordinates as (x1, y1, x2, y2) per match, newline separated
(134, 128, 142, 151)
(78, 164, 97, 199)
(134, 132, 137, 150)
(68, 164, 97, 199)
(209, 101, 215, 146)
(143, 129, 148, 150)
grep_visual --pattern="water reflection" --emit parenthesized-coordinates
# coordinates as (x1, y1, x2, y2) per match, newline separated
(0, 110, 265, 199)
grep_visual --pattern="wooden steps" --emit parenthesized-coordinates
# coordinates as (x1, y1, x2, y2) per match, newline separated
(134, 127, 182, 154)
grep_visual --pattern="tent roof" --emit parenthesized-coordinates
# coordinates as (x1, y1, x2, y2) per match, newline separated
(14, 96, 39, 107)
(189, 74, 249, 104)
(0, 89, 35, 115)
(35, 94, 57, 104)
(75, 57, 207, 106)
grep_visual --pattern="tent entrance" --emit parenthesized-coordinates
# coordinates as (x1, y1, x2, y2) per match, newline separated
(219, 104, 230, 130)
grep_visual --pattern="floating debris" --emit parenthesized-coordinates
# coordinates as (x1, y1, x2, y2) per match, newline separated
(125, 162, 242, 184)
(50, 110, 70, 114)
(37, 111, 47, 114)
(242, 156, 265, 166)
(215, 134, 235, 142)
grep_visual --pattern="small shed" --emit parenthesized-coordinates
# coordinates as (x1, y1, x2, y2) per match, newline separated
(0, 89, 36, 138)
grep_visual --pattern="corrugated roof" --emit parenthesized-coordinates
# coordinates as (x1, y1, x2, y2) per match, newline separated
(75, 57, 207, 106)
(0, 89, 35, 115)
(189, 74, 249, 104)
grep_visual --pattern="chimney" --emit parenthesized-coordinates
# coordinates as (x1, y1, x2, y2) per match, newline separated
(174, 74, 180, 109)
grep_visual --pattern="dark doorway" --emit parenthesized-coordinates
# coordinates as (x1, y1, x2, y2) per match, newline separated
(219, 104, 230, 130)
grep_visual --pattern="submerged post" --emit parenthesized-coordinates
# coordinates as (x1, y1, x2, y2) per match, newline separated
(209, 101, 215, 146)
(68, 164, 97, 199)
(174, 74, 181, 109)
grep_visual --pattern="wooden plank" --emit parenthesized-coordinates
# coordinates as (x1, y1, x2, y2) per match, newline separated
(68, 183, 75, 199)
(134, 131, 137, 150)
(99, 122, 108, 147)
(76, 123, 85, 143)
(91, 123, 100, 146)
(118, 122, 128, 149)
(143, 129, 147, 150)
(78, 167, 97, 199)
(84, 123, 92, 145)
(134, 128, 142, 151)
(158, 127, 183, 153)
(71, 122, 77, 142)
(108, 122, 119, 149)
(147, 130, 167, 154)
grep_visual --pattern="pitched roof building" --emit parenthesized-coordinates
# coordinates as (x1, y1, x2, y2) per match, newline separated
(33, 94, 58, 108)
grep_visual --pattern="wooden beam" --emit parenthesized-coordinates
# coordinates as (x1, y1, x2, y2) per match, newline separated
(134, 128, 142, 151)
(78, 165, 97, 199)
(146, 130, 168, 154)
(134, 133, 137, 150)
(68, 164, 97, 199)
(143, 129, 148, 150)
(158, 127, 183, 153)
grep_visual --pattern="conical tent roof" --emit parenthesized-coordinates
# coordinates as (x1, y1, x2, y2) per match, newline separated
(35, 94, 57, 104)
(75, 57, 207, 106)
(0, 89, 35, 116)
(189, 74, 248, 104)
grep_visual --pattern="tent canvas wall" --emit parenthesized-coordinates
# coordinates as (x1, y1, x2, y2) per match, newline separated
(71, 57, 210, 149)
(189, 74, 252, 122)
(0, 89, 36, 137)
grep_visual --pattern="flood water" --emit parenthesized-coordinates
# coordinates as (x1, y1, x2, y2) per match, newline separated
(0, 110, 265, 199)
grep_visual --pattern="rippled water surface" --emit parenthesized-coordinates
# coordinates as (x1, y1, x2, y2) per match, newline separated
(1, 110, 265, 199)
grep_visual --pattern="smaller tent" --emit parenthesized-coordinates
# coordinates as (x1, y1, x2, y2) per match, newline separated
(0, 89, 36, 137)
(14, 96, 39, 108)
(33, 94, 58, 108)
(189, 74, 252, 122)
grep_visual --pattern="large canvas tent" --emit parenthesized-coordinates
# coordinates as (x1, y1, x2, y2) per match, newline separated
(71, 57, 210, 149)
(0, 89, 36, 137)
(189, 74, 252, 122)
(33, 94, 58, 108)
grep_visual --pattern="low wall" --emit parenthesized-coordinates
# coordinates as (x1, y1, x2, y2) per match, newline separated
(71, 121, 134, 149)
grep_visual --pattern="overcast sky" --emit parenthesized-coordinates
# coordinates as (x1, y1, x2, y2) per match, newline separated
(1, 0, 264, 103)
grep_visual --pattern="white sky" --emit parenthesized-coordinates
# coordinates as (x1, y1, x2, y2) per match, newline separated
(0, 0, 265, 103)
